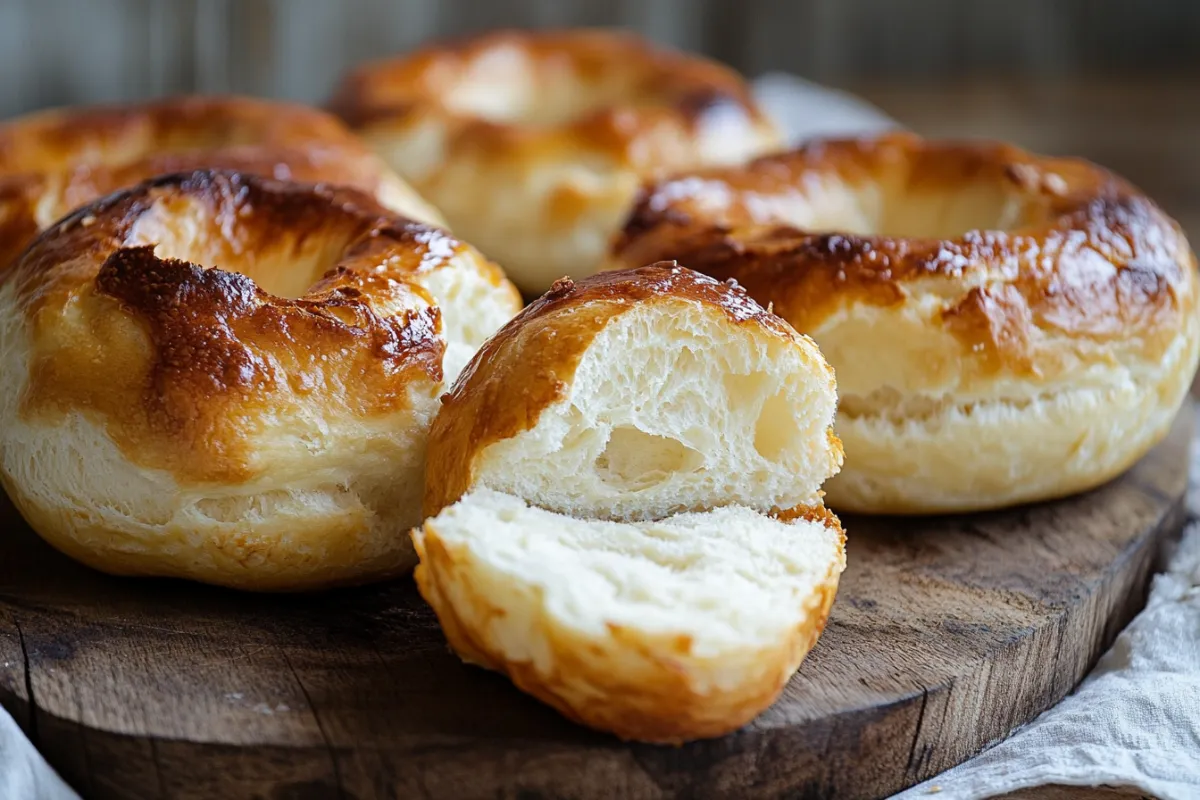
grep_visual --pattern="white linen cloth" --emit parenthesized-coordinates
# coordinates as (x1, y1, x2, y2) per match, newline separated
(0, 707, 75, 800)
(893, 521, 1200, 800)
(0, 76, 1195, 800)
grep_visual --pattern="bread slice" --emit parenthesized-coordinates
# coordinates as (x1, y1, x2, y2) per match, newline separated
(424, 263, 842, 520)
(413, 489, 844, 743)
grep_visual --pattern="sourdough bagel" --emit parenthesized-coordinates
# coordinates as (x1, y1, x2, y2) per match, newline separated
(414, 491, 844, 743)
(610, 133, 1200, 513)
(0, 95, 445, 272)
(0, 170, 519, 590)
(414, 264, 845, 743)
(424, 263, 842, 521)
(331, 29, 781, 294)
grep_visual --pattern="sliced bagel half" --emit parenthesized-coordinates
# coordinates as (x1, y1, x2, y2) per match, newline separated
(413, 263, 846, 742)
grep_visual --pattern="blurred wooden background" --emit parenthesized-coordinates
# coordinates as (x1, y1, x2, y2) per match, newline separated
(0, 0, 1197, 240)
(2, 0, 1198, 114)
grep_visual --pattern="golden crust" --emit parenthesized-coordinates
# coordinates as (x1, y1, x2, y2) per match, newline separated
(0, 95, 443, 271)
(422, 262, 830, 518)
(612, 133, 1195, 375)
(413, 508, 845, 744)
(6, 170, 459, 483)
(610, 133, 1200, 512)
(331, 29, 781, 293)
(0, 169, 519, 590)
(332, 29, 775, 167)
(5, 478, 419, 592)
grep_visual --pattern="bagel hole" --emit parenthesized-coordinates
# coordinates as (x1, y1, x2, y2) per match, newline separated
(126, 196, 362, 299)
(441, 44, 629, 126)
(769, 170, 1032, 240)
(876, 184, 1028, 238)
(754, 391, 801, 462)
(594, 427, 700, 491)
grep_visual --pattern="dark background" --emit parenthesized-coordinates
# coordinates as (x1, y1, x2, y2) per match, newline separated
(2, 0, 1198, 107)
(1, 0, 1197, 237)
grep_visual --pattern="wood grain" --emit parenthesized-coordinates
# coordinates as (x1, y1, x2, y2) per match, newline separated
(0, 410, 1189, 799)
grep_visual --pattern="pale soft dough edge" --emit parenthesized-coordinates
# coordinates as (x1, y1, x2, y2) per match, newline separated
(413, 489, 845, 743)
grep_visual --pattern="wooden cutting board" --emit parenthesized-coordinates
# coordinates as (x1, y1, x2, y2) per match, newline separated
(0, 410, 1190, 800)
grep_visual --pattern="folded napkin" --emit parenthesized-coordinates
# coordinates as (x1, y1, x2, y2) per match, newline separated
(0, 704, 75, 800)
(890, 438, 1200, 800)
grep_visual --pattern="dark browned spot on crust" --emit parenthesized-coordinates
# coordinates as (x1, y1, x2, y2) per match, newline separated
(547, 277, 576, 296)
(12, 170, 453, 482)
(613, 133, 1196, 373)
(95, 243, 442, 405)
(330, 28, 771, 148)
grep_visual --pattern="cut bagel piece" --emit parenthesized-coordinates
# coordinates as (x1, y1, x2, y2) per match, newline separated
(424, 263, 843, 521)
(415, 264, 847, 742)
(413, 489, 844, 743)
(608, 133, 1200, 513)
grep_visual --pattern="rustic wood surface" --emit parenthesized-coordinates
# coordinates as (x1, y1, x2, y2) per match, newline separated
(0, 410, 1189, 800)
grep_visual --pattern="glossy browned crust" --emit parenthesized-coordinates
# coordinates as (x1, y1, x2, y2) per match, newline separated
(612, 133, 1197, 374)
(422, 262, 814, 518)
(413, 510, 845, 743)
(330, 28, 775, 169)
(0, 95, 409, 271)
(774, 502, 843, 529)
(7, 170, 467, 483)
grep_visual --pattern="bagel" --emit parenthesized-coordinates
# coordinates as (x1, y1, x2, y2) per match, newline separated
(610, 133, 1200, 513)
(0, 95, 446, 272)
(0, 170, 519, 590)
(424, 263, 842, 520)
(331, 29, 781, 294)
(414, 264, 845, 742)
(414, 491, 844, 743)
